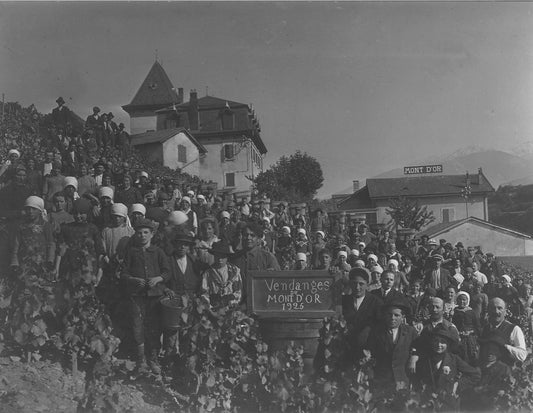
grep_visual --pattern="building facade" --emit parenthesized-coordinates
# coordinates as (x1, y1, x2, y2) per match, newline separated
(122, 62, 267, 196)
(156, 91, 266, 196)
(130, 128, 207, 177)
(336, 170, 494, 230)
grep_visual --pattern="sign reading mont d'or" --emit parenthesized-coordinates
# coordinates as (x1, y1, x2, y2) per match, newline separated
(403, 164, 443, 175)
(247, 271, 338, 318)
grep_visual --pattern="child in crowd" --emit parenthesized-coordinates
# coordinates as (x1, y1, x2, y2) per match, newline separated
(201, 240, 242, 308)
(121, 218, 170, 374)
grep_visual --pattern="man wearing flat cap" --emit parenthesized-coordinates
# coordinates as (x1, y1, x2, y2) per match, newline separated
(121, 218, 170, 374)
(423, 254, 454, 296)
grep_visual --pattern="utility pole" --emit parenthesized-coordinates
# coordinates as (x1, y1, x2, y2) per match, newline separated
(1, 93, 4, 122)
(461, 172, 472, 218)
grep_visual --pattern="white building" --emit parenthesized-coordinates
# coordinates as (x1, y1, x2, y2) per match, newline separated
(130, 128, 207, 177)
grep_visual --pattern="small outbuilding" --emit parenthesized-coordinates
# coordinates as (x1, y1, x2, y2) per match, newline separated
(131, 127, 207, 176)
(416, 216, 533, 257)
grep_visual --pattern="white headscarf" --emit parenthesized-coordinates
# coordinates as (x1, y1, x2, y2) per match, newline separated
(111, 203, 132, 229)
(99, 186, 114, 201)
(130, 203, 146, 216)
(456, 291, 470, 307)
(388, 259, 399, 270)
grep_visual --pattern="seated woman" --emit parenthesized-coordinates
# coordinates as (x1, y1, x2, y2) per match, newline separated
(201, 240, 242, 308)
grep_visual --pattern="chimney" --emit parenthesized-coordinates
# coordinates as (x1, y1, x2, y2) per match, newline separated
(353, 180, 360, 192)
(178, 88, 184, 103)
(189, 89, 199, 130)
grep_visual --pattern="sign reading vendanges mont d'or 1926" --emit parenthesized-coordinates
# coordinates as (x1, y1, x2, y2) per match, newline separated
(403, 164, 443, 175)
(247, 271, 338, 318)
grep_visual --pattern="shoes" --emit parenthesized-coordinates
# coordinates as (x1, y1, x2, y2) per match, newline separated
(148, 358, 161, 375)
(136, 344, 149, 375)
(148, 350, 162, 375)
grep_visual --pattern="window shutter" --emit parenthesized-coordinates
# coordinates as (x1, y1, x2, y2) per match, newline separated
(226, 173, 235, 187)
(224, 144, 234, 160)
(442, 208, 455, 223)
(178, 144, 187, 163)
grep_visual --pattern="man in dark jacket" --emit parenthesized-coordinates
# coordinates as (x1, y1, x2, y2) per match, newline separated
(162, 232, 201, 357)
(85, 106, 104, 149)
(423, 254, 454, 297)
(51, 97, 70, 130)
(365, 299, 418, 393)
(341, 267, 383, 364)
(371, 270, 405, 303)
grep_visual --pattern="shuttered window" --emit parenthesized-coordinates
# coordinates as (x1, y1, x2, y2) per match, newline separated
(442, 208, 455, 223)
(224, 144, 235, 160)
(178, 144, 187, 163)
(225, 172, 235, 187)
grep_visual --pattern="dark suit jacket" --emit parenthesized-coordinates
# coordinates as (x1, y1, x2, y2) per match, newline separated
(167, 254, 202, 296)
(371, 287, 405, 303)
(342, 293, 383, 360)
(366, 323, 418, 386)
(423, 267, 453, 294)
(85, 114, 103, 130)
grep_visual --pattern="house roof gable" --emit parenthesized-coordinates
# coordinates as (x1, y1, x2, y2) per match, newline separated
(417, 216, 531, 240)
(337, 186, 374, 210)
(123, 61, 179, 111)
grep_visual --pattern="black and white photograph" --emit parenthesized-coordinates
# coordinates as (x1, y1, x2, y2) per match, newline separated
(0, 1, 532, 411)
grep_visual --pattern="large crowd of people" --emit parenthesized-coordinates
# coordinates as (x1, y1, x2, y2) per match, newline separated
(0, 99, 531, 409)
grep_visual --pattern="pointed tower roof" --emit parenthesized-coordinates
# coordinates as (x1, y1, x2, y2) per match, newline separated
(122, 60, 179, 113)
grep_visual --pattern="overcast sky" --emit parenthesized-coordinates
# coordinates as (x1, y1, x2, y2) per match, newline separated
(1, 2, 533, 197)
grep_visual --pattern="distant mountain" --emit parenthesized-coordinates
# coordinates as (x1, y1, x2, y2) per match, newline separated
(373, 149, 533, 188)
(507, 140, 533, 160)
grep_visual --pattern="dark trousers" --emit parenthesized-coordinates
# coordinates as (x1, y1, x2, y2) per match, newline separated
(129, 296, 162, 354)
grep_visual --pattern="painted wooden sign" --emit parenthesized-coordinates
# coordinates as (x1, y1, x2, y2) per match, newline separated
(247, 270, 338, 318)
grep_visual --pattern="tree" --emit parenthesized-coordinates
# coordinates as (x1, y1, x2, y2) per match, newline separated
(385, 197, 435, 231)
(253, 151, 324, 202)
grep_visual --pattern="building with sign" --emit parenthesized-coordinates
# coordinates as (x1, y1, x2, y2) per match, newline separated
(336, 168, 494, 230)
(123, 61, 267, 196)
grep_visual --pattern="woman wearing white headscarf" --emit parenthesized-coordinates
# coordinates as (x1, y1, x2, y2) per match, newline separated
(387, 258, 409, 292)
(11, 196, 55, 272)
(452, 291, 481, 365)
(99, 203, 135, 307)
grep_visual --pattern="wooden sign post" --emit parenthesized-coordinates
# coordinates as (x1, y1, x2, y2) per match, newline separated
(247, 270, 339, 372)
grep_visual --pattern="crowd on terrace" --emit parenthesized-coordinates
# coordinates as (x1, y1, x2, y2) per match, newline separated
(0, 98, 531, 409)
